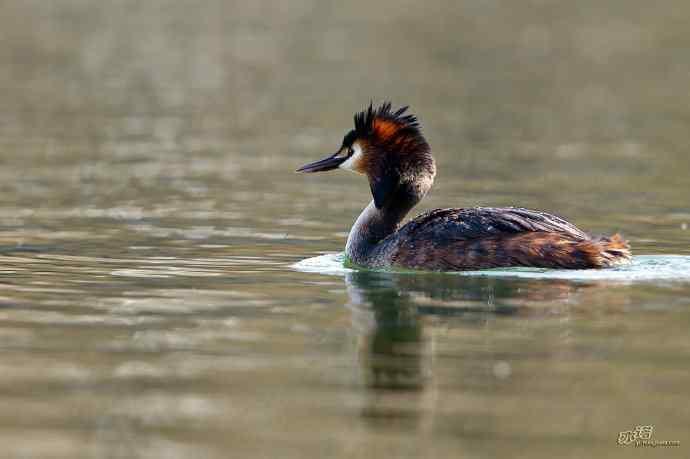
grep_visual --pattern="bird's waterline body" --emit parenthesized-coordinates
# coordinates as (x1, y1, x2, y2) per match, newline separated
(298, 102, 631, 271)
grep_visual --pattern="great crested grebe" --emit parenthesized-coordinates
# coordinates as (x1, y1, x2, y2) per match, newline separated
(297, 102, 631, 271)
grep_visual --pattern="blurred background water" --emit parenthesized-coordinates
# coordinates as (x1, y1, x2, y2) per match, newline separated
(1, 1, 689, 458)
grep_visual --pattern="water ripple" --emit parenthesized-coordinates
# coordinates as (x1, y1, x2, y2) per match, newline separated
(293, 253, 690, 283)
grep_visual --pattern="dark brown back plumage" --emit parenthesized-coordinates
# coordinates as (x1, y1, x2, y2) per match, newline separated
(390, 207, 631, 270)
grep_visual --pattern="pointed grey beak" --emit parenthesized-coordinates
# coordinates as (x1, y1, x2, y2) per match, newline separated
(296, 152, 346, 173)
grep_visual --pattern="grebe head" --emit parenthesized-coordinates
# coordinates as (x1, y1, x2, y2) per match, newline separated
(297, 102, 436, 208)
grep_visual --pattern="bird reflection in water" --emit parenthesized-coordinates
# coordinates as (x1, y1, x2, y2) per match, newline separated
(343, 270, 614, 430)
(345, 270, 436, 430)
(346, 271, 432, 392)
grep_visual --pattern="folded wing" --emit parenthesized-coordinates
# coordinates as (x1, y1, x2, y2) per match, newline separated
(391, 207, 629, 270)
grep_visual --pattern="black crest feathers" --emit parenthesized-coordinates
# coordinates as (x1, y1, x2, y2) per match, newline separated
(353, 101, 420, 138)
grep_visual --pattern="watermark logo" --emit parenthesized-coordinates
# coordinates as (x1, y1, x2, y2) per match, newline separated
(617, 425, 680, 447)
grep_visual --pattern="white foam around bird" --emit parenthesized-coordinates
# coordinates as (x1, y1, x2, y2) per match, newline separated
(293, 254, 690, 283)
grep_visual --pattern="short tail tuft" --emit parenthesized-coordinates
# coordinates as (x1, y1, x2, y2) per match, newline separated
(591, 233, 631, 267)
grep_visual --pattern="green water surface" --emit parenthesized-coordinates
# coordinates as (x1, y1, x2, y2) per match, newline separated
(1, 1, 689, 458)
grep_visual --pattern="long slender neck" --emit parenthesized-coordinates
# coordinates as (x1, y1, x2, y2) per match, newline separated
(345, 184, 422, 267)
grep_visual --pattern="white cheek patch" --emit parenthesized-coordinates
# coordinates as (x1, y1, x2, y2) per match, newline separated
(339, 142, 363, 172)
